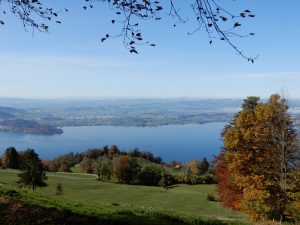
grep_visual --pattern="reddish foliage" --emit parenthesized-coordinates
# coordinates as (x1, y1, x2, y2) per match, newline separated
(214, 150, 242, 210)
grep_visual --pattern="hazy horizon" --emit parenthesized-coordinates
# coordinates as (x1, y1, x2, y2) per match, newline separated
(2, 95, 300, 101)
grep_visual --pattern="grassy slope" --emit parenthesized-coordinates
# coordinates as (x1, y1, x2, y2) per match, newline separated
(0, 169, 246, 224)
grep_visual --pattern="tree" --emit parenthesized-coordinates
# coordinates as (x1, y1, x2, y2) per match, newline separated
(124, 157, 141, 183)
(142, 151, 154, 162)
(286, 168, 300, 222)
(199, 158, 210, 175)
(1, 147, 19, 169)
(185, 159, 209, 176)
(0, 0, 256, 61)
(112, 155, 127, 181)
(80, 156, 94, 174)
(85, 148, 104, 159)
(185, 160, 200, 176)
(93, 156, 112, 180)
(216, 94, 299, 221)
(139, 164, 162, 186)
(17, 149, 47, 191)
(241, 96, 260, 111)
(215, 149, 243, 210)
(108, 145, 120, 159)
(129, 148, 142, 158)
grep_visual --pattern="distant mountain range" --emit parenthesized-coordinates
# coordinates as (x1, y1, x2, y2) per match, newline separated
(0, 107, 27, 120)
(0, 106, 27, 114)
(0, 98, 299, 135)
(0, 119, 63, 135)
(0, 106, 62, 135)
(0, 111, 15, 119)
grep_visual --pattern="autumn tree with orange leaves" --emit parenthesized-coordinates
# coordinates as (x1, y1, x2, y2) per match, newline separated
(216, 94, 300, 222)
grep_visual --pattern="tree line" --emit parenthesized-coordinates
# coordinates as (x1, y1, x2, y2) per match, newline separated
(0, 145, 216, 189)
(41, 145, 162, 173)
(78, 153, 214, 186)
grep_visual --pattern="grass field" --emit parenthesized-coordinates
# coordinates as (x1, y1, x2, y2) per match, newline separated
(0, 169, 246, 224)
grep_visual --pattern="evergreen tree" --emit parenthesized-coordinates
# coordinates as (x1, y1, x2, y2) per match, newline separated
(17, 149, 47, 191)
(199, 158, 210, 175)
(1, 147, 19, 169)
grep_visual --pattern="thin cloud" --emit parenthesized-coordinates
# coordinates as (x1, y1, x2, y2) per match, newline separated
(0, 52, 134, 73)
(240, 72, 300, 79)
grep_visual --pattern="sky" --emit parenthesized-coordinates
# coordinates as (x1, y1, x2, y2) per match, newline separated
(0, 0, 300, 99)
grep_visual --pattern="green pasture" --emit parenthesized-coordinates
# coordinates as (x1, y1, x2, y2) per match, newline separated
(0, 169, 245, 224)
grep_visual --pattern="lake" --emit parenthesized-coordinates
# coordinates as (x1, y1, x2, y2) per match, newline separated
(0, 122, 226, 162)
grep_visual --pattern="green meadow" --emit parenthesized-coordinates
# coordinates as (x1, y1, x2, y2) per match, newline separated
(0, 169, 246, 225)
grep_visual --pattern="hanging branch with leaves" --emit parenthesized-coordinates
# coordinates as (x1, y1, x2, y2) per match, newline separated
(0, 0, 257, 61)
(0, 0, 63, 32)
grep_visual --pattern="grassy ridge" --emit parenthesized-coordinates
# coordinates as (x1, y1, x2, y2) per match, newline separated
(0, 169, 247, 225)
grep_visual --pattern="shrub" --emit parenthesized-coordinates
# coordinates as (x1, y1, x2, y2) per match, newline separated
(206, 193, 217, 202)
(172, 174, 216, 185)
(55, 183, 63, 195)
(4, 190, 20, 198)
(203, 174, 216, 184)
(139, 164, 162, 186)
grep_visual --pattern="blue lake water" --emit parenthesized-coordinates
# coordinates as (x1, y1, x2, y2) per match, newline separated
(0, 122, 226, 162)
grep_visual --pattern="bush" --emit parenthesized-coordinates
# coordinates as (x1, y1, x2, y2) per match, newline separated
(206, 193, 217, 202)
(172, 174, 216, 185)
(139, 164, 162, 186)
(4, 190, 20, 198)
(203, 174, 216, 184)
(159, 174, 176, 188)
(55, 183, 63, 195)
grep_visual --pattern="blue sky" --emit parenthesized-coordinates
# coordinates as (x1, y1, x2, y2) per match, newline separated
(0, 0, 300, 99)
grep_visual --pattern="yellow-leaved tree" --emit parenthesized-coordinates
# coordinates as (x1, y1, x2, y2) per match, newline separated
(216, 94, 300, 222)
